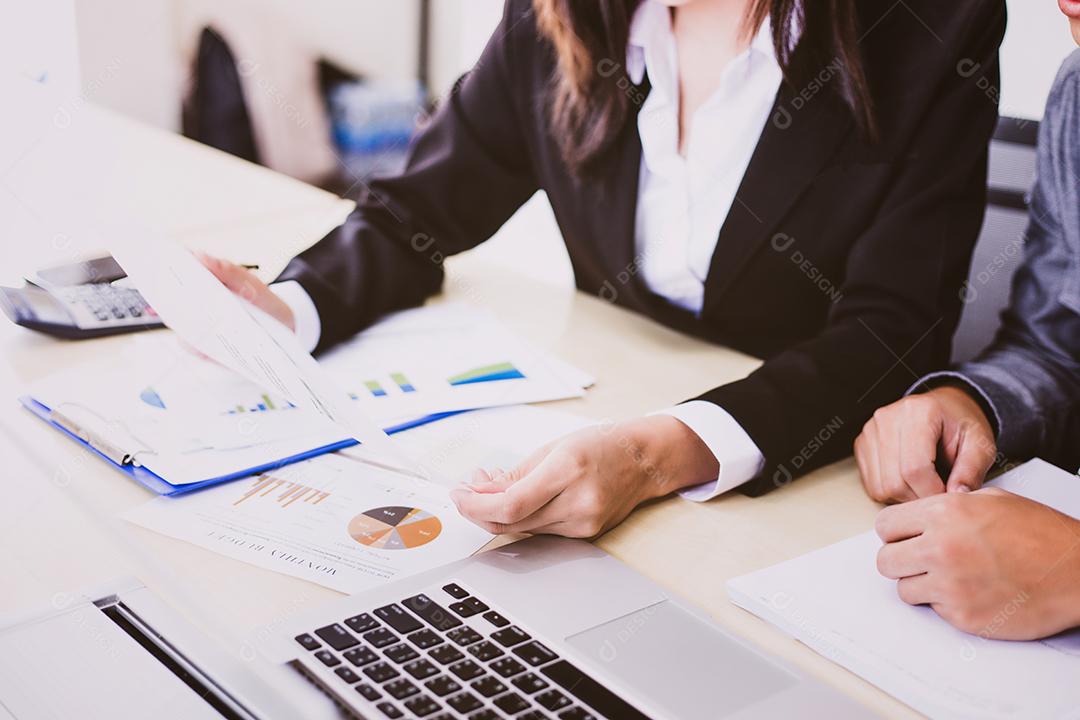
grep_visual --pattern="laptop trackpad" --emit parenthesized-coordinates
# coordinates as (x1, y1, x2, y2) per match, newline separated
(566, 600, 798, 719)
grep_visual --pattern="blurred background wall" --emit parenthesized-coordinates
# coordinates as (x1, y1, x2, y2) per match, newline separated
(59, 0, 1080, 287)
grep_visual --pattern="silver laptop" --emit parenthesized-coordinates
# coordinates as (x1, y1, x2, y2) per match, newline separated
(0, 538, 872, 720)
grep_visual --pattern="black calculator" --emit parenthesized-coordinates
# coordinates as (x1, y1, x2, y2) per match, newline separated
(0, 256, 165, 339)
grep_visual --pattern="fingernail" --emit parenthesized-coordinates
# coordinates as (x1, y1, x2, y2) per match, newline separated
(956, 485, 971, 493)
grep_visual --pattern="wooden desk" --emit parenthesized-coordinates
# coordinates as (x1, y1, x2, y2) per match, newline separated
(0, 102, 914, 718)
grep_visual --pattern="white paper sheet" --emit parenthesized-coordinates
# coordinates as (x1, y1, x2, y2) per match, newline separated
(125, 452, 492, 594)
(124, 405, 592, 592)
(317, 303, 593, 419)
(728, 459, 1080, 720)
(106, 230, 410, 470)
(27, 334, 348, 486)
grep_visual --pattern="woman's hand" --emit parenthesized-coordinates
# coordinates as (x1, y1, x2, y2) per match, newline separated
(197, 254, 296, 332)
(450, 415, 719, 537)
(876, 487, 1080, 640)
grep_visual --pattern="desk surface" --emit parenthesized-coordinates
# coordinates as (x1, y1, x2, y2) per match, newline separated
(0, 102, 914, 719)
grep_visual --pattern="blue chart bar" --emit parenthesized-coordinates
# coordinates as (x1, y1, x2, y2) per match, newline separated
(391, 372, 416, 393)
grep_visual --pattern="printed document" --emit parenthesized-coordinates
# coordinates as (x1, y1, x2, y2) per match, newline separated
(728, 459, 1080, 720)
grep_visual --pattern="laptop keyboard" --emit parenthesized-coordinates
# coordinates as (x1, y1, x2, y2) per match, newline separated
(293, 582, 649, 720)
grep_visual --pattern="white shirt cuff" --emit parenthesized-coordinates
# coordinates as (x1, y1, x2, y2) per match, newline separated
(270, 280, 321, 353)
(653, 400, 765, 501)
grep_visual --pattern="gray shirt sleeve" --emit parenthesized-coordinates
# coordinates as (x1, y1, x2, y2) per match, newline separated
(913, 51, 1080, 468)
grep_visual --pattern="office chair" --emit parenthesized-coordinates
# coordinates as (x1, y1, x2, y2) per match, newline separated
(950, 116, 1040, 364)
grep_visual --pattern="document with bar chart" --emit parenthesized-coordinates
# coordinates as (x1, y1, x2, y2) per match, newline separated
(317, 302, 593, 423)
(124, 451, 492, 593)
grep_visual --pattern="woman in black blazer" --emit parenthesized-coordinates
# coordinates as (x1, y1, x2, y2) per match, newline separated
(203, 0, 1006, 537)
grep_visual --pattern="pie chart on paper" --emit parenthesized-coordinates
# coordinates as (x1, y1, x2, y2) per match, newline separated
(348, 506, 443, 550)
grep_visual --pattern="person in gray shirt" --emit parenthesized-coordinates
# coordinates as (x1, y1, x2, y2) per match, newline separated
(854, 8, 1080, 642)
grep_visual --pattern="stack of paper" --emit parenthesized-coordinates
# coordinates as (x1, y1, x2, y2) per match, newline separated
(125, 406, 593, 594)
(728, 459, 1080, 720)
(23, 304, 592, 490)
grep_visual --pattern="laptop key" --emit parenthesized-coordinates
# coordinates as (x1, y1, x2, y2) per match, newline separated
(403, 694, 441, 717)
(375, 604, 424, 634)
(448, 659, 485, 681)
(356, 683, 382, 702)
(470, 675, 506, 697)
(446, 627, 483, 647)
(314, 650, 341, 667)
(467, 641, 504, 662)
(404, 658, 440, 680)
(344, 613, 379, 634)
(384, 678, 420, 700)
(481, 610, 510, 628)
(513, 673, 549, 694)
(490, 657, 527, 678)
(513, 641, 557, 667)
(541, 660, 648, 720)
(429, 645, 465, 665)
(364, 628, 399, 648)
(375, 701, 403, 718)
(518, 712, 550, 720)
(344, 646, 379, 666)
(314, 624, 359, 651)
(425, 674, 462, 697)
(442, 583, 469, 599)
(446, 691, 484, 714)
(403, 594, 463, 632)
(408, 629, 444, 649)
(334, 667, 362, 684)
(363, 662, 400, 683)
(490, 626, 530, 647)
(294, 633, 321, 651)
(558, 708, 596, 720)
(466, 710, 498, 720)
(449, 597, 488, 618)
(384, 643, 420, 664)
(535, 690, 571, 711)
(493, 692, 530, 714)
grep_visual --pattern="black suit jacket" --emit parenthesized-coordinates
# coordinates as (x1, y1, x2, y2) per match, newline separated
(280, 0, 1006, 495)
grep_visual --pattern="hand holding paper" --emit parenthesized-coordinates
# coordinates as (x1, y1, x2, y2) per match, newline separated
(107, 228, 412, 471)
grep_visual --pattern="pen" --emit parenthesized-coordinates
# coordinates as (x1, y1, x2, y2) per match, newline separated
(49, 408, 136, 466)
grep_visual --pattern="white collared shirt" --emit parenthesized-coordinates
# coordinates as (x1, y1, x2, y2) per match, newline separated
(274, 0, 780, 500)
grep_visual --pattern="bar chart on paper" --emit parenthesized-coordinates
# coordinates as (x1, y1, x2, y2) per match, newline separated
(348, 506, 443, 550)
(347, 362, 527, 400)
(139, 383, 297, 415)
(124, 452, 491, 594)
(232, 475, 331, 508)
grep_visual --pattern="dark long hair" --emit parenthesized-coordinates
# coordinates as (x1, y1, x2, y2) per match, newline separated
(533, 0, 876, 177)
